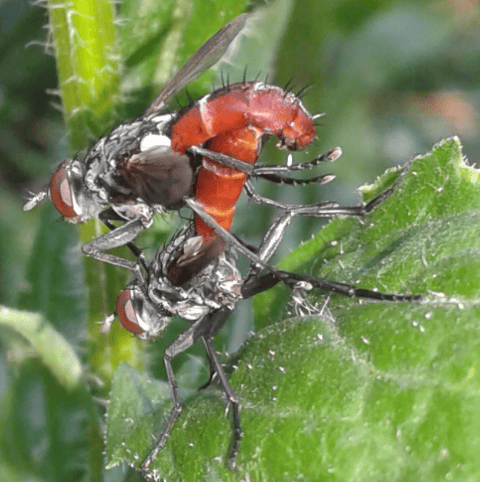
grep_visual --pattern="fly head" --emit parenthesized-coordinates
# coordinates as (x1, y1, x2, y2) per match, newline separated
(49, 158, 102, 223)
(116, 283, 172, 339)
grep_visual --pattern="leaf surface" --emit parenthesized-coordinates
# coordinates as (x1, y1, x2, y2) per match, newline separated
(107, 138, 480, 481)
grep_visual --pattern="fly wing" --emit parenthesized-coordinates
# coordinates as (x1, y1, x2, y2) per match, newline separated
(167, 236, 226, 286)
(144, 13, 249, 116)
(118, 148, 194, 207)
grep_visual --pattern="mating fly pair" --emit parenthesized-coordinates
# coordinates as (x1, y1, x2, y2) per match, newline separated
(24, 13, 329, 285)
(24, 10, 422, 478)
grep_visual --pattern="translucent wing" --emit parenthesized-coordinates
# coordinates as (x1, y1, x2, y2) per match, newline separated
(144, 13, 249, 115)
(118, 148, 194, 207)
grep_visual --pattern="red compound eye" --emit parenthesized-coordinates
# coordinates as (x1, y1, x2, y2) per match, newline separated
(50, 167, 77, 219)
(116, 289, 144, 334)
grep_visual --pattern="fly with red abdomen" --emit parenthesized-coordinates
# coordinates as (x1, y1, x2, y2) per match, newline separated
(24, 11, 325, 281)
(163, 80, 321, 283)
(23, 13, 247, 272)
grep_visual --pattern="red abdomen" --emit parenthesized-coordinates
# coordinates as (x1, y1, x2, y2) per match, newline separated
(194, 126, 262, 241)
(171, 82, 316, 153)
(167, 82, 316, 283)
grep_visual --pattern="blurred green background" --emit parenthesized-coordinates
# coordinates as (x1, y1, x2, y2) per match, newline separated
(0, 0, 479, 480)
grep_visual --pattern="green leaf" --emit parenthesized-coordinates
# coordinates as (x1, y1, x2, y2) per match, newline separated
(0, 306, 82, 391)
(17, 207, 87, 343)
(105, 363, 173, 469)
(0, 359, 103, 482)
(2, 206, 102, 481)
(106, 138, 480, 481)
(255, 136, 479, 326)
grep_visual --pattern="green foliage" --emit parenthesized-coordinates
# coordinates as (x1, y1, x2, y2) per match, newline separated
(1, 0, 480, 481)
(0, 356, 102, 482)
(47, 0, 120, 148)
(106, 138, 480, 481)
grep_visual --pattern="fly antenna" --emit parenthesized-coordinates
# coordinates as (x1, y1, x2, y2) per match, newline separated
(23, 190, 48, 211)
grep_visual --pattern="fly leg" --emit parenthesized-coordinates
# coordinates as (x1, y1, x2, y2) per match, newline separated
(197, 359, 216, 391)
(141, 307, 233, 475)
(244, 181, 339, 211)
(239, 211, 314, 298)
(185, 197, 356, 292)
(245, 154, 413, 216)
(190, 145, 341, 186)
(185, 152, 416, 299)
(81, 217, 150, 284)
(99, 208, 148, 272)
(282, 154, 414, 218)
(249, 147, 342, 185)
(197, 301, 233, 391)
(197, 144, 411, 215)
(198, 306, 241, 468)
(245, 269, 422, 302)
(198, 290, 248, 391)
(242, 211, 296, 288)
(185, 197, 377, 290)
(140, 323, 199, 474)
(184, 197, 296, 286)
(253, 147, 342, 175)
(238, 211, 422, 303)
(201, 336, 241, 470)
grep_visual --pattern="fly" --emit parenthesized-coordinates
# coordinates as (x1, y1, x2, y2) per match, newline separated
(23, 13, 326, 281)
(103, 161, 421, 475)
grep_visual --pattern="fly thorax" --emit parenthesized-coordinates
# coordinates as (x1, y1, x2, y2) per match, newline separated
(174, 302, 211, 321)
(83, 137, 109, 193)
(186, 254, 243, 309)
(151, 112, 176, 137)
(140, 134, 172, 151)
